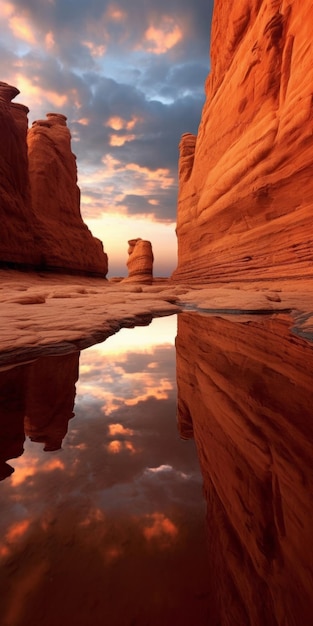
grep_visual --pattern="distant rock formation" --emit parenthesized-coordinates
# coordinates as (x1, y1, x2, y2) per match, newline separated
(172, 0, 313, 282)
(123, 238, 154, 283)
(28, 114, 108, 275)
(176, 311, 313, 625)
(0, 82, 108, 277)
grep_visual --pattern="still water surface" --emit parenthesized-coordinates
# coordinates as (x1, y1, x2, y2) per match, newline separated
(0, 316, 210, 626)
(1, 310, 313, 626)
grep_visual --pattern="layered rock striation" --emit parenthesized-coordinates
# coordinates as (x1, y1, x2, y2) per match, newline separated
(28, 114, 108, 275)
(172, 0, 313, 282)
(123, 238, 154, 284)
(0, 83, 108, 276)
(176, 311, 313, 625)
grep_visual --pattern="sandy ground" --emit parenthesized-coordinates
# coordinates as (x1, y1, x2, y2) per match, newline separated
(1, 269, 313, 367)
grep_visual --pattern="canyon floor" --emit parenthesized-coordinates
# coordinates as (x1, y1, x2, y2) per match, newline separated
(1, 269, 313, 367)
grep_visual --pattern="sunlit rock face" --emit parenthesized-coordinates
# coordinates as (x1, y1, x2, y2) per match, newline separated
(176, 312, 313, 625)
(0, 82, 40, 267)
(123, 238, 154, 284)
(28, 113, 108, 276)
(172, 0, 313, 282)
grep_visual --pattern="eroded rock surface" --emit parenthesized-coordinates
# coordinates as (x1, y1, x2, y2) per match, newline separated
(0, 82, 39, 267)
(0, 83, 108, 276)
(176, 311, 313, 625)
(123, 238, 154, 284)
(28, 113, 108, 276)
(172, 0, 313, 282)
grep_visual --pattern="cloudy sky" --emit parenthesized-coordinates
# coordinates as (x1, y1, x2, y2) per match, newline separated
(0, 0, 214, 276)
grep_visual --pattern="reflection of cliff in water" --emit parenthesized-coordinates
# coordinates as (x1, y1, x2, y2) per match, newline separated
(0, 353, 79, 480)
(176, 312, 313, 626)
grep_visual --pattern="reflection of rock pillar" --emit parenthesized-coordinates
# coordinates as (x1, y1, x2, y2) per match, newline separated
(0, 365, 28, 480)
(0, 82, 39, 267)
(25, 353, 80, 451)
(123, 238, 154, 284)
(27, 113, 108, 276)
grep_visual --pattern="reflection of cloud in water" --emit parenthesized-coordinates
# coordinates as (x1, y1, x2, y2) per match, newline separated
(77, 342, 176, 414)
(0, 316, 210, 625)
(142, 512, 178, 545)
(108, 423, 134, 436)
(10, 455, 65, 487)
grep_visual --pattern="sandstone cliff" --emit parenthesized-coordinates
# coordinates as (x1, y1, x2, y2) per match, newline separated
(172, 0, 313, 282)
(176, 311, 313, 625)
(0, 83, 108, 276)
(0, 82, 40, 267)
(28, 114, 108, 276)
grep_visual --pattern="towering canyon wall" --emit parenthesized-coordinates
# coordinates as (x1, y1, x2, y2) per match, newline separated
(0, 83, 108, 276)
(172, 0, 313, 282)
(0, 82, 40, 267)
(176, 311, 313, 625)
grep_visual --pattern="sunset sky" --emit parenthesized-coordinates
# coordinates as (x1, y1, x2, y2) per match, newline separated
(0, 0, 214, 276)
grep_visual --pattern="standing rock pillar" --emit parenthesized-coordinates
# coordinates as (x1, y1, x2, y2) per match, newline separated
(123, 238, 154, 284)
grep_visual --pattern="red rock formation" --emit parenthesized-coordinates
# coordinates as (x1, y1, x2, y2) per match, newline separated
(0, 82, 40, 267)
(176, 311, 313, 625)
(28, 113, 108, 276)
(172, 0, 313, 282)
(123, 237, 154, 283)
(0, 82, 108, 276)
